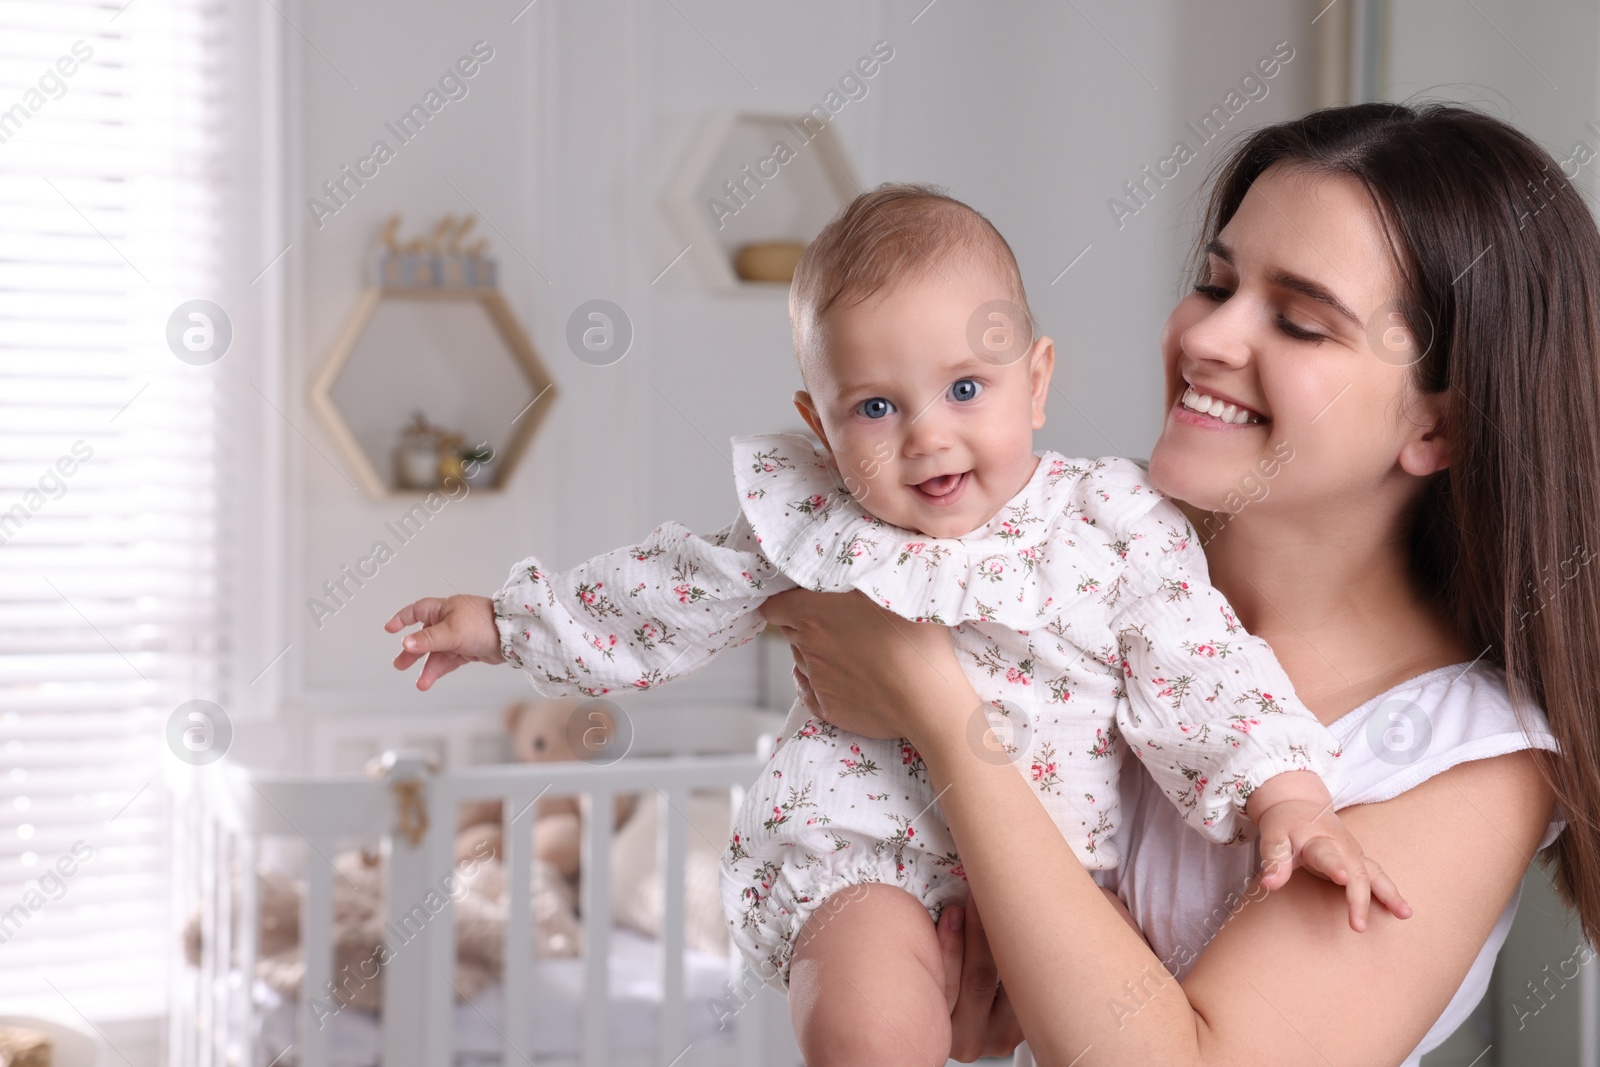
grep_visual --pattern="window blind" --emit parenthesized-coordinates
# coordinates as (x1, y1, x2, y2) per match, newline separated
(0, 0, 239, 1021)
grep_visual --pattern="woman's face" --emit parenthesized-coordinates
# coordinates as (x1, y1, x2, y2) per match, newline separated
(1147, 163, 1443, 525)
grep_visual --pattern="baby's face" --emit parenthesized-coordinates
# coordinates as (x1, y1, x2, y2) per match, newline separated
(795, 265, 1053, 539)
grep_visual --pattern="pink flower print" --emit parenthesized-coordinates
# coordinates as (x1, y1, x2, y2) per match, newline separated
(1005, 666, 1031, 686)
(1030, 758, 1057, 782)
(949, 865, 966, 881)
(1231, 717, 1261, 733)
(799, 720, 819, 738)
(905, 542, 926, 554)
(1089, 729, 1112, 759)
(740, 571, 752, 580)
(901, 743, 920, 766)
(1001, 520, 1020, 537)
(1193, 643, 1216, 657)
(579, 583, 602, 605)
(850, 543, 865, 557)
(810, 493, 827, 510)
(762, 462, 776, 472)
(673, 584, 691, 603)
(1261, 692, 1273, 700)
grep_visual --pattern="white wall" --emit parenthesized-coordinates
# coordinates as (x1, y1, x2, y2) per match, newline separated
(271, 0, 1321, 745)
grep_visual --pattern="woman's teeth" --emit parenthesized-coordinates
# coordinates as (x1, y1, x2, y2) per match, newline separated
(1181, 386, 1264, 425)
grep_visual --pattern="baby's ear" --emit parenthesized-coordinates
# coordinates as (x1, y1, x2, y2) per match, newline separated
(792, 391, 831, 450)
(1028, 335, 1056, 430)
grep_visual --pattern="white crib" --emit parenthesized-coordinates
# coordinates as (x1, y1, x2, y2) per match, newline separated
(168, 702, 802, 1067)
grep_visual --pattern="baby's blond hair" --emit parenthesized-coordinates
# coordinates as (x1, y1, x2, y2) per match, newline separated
(789, 182, 1036, 368)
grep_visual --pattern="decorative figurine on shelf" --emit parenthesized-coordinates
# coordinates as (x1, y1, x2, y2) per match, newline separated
(395, 410, 443, 489)
(393, 411, 498, 490)
(373, 213, 497, 291)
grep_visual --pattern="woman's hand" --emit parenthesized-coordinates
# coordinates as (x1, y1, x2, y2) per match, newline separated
(385, 594, 505, 690)
(934, 887, 1148, 1061)
(761, 587, 971, 743)
(937, 896, 1025, 1062)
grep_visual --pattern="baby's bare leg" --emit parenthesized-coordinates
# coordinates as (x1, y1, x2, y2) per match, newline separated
(787, 882, 951, 1067)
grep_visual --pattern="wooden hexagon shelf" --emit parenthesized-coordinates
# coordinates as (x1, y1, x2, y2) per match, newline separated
(310, 286, 556, 497)
(662, 111, 861, 293)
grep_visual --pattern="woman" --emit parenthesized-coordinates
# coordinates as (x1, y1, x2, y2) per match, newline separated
(762, 102, 1600, 1065)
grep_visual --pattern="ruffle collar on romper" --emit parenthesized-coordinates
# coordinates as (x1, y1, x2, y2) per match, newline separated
(730, 432, 1103, 631)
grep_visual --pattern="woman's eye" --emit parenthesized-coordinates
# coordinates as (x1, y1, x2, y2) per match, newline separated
(857, 397, 895, 419)
(949, 378, 982, 402)
(1277, 315, 1327, 343)
(1193, 283, 1232, 301)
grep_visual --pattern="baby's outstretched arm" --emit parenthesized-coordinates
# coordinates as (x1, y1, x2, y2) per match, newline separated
(1246, 769, 1413, 931)
(389, 509, 795, 696)
(386, 594, 504, 690)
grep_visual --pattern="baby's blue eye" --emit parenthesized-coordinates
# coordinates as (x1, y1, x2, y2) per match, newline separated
(949, 378, 982, 402)
(857, 397, 895, 419)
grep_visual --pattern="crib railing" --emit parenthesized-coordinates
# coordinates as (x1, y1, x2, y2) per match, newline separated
(170, 748, 786, 1067)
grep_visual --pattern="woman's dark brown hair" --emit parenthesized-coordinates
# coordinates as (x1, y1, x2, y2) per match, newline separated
(1196, 102, 1600, 944)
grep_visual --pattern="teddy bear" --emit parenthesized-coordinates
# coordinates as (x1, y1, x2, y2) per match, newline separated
(455, 698, 638, 880)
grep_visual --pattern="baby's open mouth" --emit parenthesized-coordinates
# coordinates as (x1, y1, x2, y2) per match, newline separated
(911, 470, 969, 504)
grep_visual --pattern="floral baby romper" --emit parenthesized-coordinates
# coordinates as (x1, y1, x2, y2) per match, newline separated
(491, 432, 1342, 992)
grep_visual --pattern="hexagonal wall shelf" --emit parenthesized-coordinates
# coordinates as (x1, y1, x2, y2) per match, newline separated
(662, 111, 861, 293)
(310, 280, 556, 498)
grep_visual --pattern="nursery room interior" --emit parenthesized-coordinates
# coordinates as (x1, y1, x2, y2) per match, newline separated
(3, 0, 1598, 1064)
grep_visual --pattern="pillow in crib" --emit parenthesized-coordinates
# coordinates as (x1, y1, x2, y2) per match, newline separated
(609, 789, 731, 956)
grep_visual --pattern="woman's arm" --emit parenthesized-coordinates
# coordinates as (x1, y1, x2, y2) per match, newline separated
(762, 588, 1554, 1066)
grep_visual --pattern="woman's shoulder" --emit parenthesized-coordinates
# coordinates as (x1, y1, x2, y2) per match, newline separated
(1327, 660, 1563, 846)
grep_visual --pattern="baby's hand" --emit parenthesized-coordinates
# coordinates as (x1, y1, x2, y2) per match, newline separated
(1246, 770, 1413, 932)
(385, 595, 504, 690)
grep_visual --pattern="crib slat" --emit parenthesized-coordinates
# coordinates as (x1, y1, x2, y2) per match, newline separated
(236, 833, 258, 1067)
(502, 791, 535, 1065)
(213, 828, 232, 1067)
(198, 815, 217, 1067)
(301, 840, 334, 1067)
(582, 791, 614, 1067)
(657, 785, 687, 1065)
(424, 784, 458, 1067)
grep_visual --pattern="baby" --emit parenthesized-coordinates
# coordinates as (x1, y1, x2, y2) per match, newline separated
(388, 184, 1397, 1064)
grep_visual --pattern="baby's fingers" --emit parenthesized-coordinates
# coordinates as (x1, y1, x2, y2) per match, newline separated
(1256, 830, 1293, 891)
(1299, 837, 1376, 931)
(1367, 860, 1413, 921)
(385, 597, 444, 633)
(416, 650, 466, 691)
